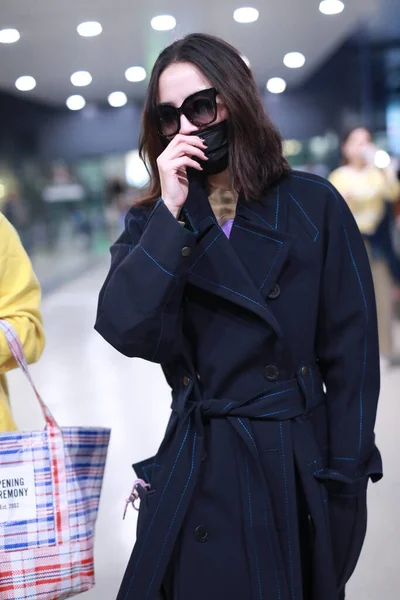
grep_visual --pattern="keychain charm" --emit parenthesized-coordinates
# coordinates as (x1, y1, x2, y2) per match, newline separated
(123, 479, 151, 520)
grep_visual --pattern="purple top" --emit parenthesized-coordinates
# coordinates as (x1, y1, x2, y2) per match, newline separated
(221, 218, 234, 239)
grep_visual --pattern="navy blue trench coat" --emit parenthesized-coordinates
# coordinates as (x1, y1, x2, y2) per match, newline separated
(95, 170, 383, 600)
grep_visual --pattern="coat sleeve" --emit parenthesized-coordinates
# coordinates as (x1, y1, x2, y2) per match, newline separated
(95, 200, 197, 362)
(315, 184, 382, 483)
(0, 215, 45, 374)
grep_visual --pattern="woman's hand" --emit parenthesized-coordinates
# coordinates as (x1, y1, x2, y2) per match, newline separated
(157, 135, 208, 218)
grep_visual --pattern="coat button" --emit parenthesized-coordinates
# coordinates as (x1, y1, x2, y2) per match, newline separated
(265, 365, 279, 381)
(301, 366, 309, 377)
(183, 376, 191, 387)
(195, 525, 208, 543)
(181, 246, 191, 257)
(268, 283, 281, 300)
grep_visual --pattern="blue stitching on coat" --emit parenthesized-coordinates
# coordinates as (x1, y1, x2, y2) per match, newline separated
(190, 273, 280, 330)
(259, 245, 281, 292)
(198, 214, 219, 230)
(333, 457, 356, 461)
(280, 423, 295, 600)
(139, 246, 176, 278)
(232, 223, 284, 293)
(275, 186, 280, 230)
(189, 232, 222, 272)
(238, 418, 259, 455)
(151, 307, 165, 362)
(257, 387, 297, 402)
(244, 453, 263, 600)
(242, 205, 274, 229)
(145, 433, 197, 599)
(315, 469, 346, 478)
(288, 193, 319, 242)
(142, 464, 151, 483)
(233, 223, 283, 245)
(123, 420, 191, 597)
(292, 174, 368, 464)
(292, 175, 368, 314)
(337, 226, 367, 313)
(219, 388, 295, 415)
(127, 216, 137, 253)
(260, 408, 291, 418)
(219, 401, 234, 414)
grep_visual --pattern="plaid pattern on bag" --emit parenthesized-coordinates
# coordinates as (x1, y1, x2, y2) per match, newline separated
(0, 320, 111, 599)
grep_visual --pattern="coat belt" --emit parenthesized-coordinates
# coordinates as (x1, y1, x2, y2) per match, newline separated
(117, 367, 333, 600)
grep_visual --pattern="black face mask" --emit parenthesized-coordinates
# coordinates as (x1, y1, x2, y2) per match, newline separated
(189, 120, 229, 175)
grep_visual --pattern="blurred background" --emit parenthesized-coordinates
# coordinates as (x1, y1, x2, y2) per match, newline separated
(1, 0, 400, 288)
(2, 1, 400, 598)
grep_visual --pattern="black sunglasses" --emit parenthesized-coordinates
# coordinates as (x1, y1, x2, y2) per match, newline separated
(156, 87, 218, 138)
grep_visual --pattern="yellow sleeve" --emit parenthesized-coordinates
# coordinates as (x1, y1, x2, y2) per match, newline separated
(0, 214, 45, 374)
(328, 169, 345, 195)
(328, 168, 358, 214)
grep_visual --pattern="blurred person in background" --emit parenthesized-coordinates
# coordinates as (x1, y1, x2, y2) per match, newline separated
(0, 213, 45, 430)
(96, 34, 382, 600)
(71, 207, 94, 250)
(2, 189, 32, 254)
(329, 127, 400, 367)
(105, 178, 130, 240)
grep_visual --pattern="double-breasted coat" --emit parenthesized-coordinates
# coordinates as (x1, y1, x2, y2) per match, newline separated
(95, 170, 383, 600)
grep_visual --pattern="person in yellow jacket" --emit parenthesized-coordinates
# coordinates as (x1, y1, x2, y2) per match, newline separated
(329, 126, 400, 364)
(0, 213, 45, 430)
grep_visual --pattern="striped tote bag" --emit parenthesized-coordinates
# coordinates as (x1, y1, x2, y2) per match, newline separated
(0, 320, 110, 599)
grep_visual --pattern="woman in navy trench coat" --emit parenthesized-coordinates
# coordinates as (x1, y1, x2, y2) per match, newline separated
(95, 34, 382, 600)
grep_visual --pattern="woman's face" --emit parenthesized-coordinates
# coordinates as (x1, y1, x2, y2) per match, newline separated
(342, 128, 372, 165)
(157, 61, 228, 136)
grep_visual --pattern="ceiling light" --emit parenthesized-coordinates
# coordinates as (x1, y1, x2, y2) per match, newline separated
(241, 55, 251, 68)
(0, 29, 20, 44)
(151, 15, 176, 31)
(77, 21, 103, 37)
(15, 76, 36, 91)
(125, 66, 147, 82)
(233, 7, 259, 23)
(71, 71, 92, 87)
(66, 95, 86, 111)
(319, 1, 345, 15)
(283, 52, 306, 69)
(266, 77, 286, 94)
(108, 91, 128, 107)
(374, 150, 391, 169)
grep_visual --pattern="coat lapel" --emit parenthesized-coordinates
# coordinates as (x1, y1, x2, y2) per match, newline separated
(183, 175, 294, 337)
(230, 184, 294, 299)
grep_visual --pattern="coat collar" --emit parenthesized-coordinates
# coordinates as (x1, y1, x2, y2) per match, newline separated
(182, 173, 294, 337)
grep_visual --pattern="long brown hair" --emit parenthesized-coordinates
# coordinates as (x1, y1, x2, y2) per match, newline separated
(138, 33, 290, 204)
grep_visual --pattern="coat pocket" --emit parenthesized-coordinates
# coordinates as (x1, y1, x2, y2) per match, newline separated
(323, 479, 368, 592)
(135, 481, 156, 539)
(132, 456, 161, 539)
